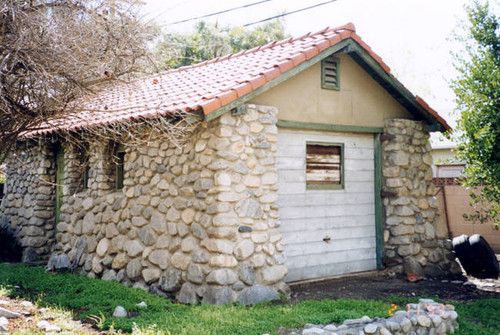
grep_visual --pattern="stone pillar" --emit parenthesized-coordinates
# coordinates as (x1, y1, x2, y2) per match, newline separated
(177, 104, 287, 305)
(89, 141, 116, 197)
(0, 142, 57, 261)
(55, 143, 87, 255)
(381, 119, 461, 277)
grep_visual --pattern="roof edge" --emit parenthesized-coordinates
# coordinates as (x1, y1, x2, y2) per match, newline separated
(343, 39, 451, 132)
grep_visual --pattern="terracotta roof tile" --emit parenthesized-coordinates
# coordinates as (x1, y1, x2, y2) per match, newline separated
(216, 90, 239, 106)
(233, 83, 253, 97)
(416, 96, 451, 131)
(314, 39, 332, 53)
(275, 60, 295, 73)
(261, 67, 281, 82)
(248, 75, 267, 90)
(27, 23, 450, 136)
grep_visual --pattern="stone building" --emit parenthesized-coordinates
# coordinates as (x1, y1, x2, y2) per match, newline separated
(0, 23, 461, 304)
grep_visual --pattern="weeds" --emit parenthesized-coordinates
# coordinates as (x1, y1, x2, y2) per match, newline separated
(132, 323, 171, 335)
(88, 312, 108, 331)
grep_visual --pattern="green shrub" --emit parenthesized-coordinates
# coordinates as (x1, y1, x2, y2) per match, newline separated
(454, 299, 500, 335)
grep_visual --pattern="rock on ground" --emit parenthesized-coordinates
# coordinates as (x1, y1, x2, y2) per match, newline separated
(112, 305, 127, 318)
(237, 286, 280, 305)
(0, 307, 20, 319)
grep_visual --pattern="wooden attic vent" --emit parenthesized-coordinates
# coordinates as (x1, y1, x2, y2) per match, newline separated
(321, 56, 340, 90)
(306, 142, 344, 189)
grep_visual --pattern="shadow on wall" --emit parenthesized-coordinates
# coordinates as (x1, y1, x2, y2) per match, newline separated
(0, 217, 23, 262)
(0, 166, 4, 199)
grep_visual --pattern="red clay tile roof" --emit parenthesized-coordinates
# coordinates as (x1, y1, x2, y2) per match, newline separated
(28, 23, 450, 136)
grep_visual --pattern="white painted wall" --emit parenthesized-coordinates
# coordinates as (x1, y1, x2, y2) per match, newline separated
(277, 128, 377, 282)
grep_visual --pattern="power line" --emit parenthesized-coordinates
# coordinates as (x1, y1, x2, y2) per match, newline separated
(166, 0, 274, 26)
(243, 0, 338, 27)
(148, 0, 194, 24)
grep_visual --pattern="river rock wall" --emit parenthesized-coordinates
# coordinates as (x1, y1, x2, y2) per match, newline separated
(54, 104, 287, 304)
(298, 299, 458, 335)
(0, 144, 57, 261)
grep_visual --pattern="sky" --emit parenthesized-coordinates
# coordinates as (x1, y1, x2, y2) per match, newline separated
(140, 0, 499, 130)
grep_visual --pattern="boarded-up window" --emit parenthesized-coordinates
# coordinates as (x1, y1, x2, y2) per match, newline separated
(321, 56, 340, 90)
(306, 142, 343, 189)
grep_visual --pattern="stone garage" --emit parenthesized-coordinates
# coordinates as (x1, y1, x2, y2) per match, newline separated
(0, 23, 460, 304)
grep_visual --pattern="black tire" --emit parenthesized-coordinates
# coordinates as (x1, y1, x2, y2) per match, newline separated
(468, 234, 500, 279)
(452, 234, 478, 275)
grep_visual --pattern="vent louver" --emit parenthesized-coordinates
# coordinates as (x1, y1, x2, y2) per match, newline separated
(321, 56, 340, 90)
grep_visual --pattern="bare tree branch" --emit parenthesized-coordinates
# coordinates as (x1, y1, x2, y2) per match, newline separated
(0, 0, 154, 161)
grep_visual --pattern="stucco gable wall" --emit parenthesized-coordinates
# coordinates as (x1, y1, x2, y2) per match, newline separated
(249, 53, 413, 127)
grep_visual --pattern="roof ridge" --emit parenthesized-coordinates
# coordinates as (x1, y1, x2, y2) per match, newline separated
(160, 23, 360, 73)
(310, 26, 331, 36)
(333, 22, 356, 33)
(104, 23, 359, 90)
(67, 23, 363, 112)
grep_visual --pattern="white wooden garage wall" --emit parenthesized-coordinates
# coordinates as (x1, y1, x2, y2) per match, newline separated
(277, 128, 377, 282)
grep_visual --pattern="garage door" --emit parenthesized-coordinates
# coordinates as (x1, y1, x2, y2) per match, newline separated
(277, 128, 377, 282)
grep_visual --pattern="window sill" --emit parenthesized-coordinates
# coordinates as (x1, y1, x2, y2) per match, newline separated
(306, 184, 344, 190)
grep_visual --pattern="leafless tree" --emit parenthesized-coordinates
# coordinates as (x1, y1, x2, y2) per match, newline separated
(0, 0, 154, 161)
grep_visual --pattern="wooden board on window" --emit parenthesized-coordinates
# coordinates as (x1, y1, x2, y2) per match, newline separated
(306, 144, 341, 185)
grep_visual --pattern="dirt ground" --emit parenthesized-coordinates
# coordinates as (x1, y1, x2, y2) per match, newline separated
(290, 261, 500, 304)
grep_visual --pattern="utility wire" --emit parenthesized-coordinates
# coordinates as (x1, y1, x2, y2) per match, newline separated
(166, 0, 274, 26)
(243, 0, 338, 27)
(148, 0, 194, 24)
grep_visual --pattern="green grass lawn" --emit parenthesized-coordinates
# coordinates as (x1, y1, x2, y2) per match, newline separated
(0, 264, 498, 335)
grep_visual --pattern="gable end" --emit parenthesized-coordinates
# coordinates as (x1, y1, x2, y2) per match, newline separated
(206, 37, 449, 132)
(204, 39, 353, 122)
(344, 41, 448, 132)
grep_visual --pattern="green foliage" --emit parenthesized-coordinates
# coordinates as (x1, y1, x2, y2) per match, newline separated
(452, 0, 500, 226)
(154, 20, 288, 70)
(454, 299, 500, 334)
(0, 264, 168, 323)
